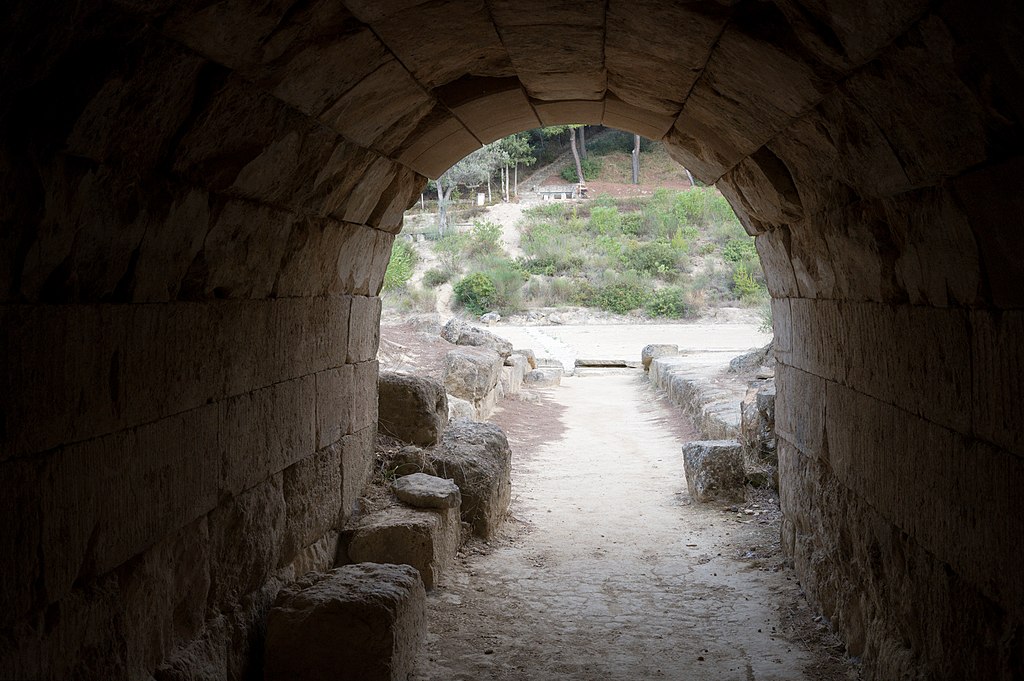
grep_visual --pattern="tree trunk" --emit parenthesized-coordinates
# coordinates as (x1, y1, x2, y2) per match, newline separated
(579, 126, 587, 159)
(486, 174, 491, 203)
(631, 134, 641, 185)
(570, 128, 584, 188)
(683, 167, 695, 187)
(514, 163, 519, 197)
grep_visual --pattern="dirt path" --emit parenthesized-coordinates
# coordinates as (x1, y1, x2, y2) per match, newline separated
(412, 371, 855, 681)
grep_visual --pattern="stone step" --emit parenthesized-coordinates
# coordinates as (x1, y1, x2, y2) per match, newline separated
(264, 563, 426, 681)
(345, 506, 460, 590)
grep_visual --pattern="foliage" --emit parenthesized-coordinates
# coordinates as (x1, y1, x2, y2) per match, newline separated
(621, 240, 684, 278)
(621, 212, 643, 236)
(477, 257, 529, 312)
(423, 268, 452, 288)
(646, 287, 689, 318)
(587, 130, 658, 156)
(382, 239, 417, 292)
(433, 232, 468, 273)
(466, 219, 503, 257)
(588, 205, 621, 234)
(453, 272, 497, 315)
(723, 237, 757, 263)
(595, 276, 649, 314)
(560, 157, 602, 182)
(732, 263, 762, 301)
(673, 187, 739, 230)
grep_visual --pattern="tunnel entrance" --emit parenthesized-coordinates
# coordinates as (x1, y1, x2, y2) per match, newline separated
(1, 1, 1020, 679)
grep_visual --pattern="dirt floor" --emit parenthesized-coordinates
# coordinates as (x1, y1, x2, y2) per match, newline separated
(410, 370, 859, 681)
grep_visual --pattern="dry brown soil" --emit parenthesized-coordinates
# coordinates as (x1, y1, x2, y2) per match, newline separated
(411, 370, 858, 681)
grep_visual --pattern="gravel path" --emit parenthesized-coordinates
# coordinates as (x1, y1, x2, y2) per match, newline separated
(412, 371, 856, 681)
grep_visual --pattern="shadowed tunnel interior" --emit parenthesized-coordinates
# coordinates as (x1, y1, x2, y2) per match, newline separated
(0, 0, 1022, 678)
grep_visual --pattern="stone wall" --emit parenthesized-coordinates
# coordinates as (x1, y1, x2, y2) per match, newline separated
(0, 0, 1021, 678)
(0, 8, 421, 678)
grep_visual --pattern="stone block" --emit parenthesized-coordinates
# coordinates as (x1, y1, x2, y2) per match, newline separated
(340, 426, 377, 523)
(774, 364, 826, 459)
(264, 564, 426, 681)
(39, 404, 219, 605)
(280, 445, 344, 567)
(512, 348, 537, 369)
(441, 317, 513, 358)
(0, 459, 41, 627)
(335, 225, 383, 296)
(219, 375, 316, 496)
(524, 367, 562, 387)
(641, 344, 678, 371)
(347, 505, 461, 589)
(499, 357, 527, 396)
(207, 474, 286, 612)
(443, 347, 503, 407)
(971, 310, 1024, 457)
(430, 420, 512, 539)
(316, 364, 354, 449)
(447, 394, 475, 420)
(682, 440, 746, 502)
(393, 473, 461, 510)
(348, 296, 382, 363)
(378, 371, 448, 446)
(350, 360, 380, 434)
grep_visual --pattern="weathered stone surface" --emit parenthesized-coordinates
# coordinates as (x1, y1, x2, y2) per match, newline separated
(429, 420, 513, 539)
(4, 3, 1024, 680)
(264, 564, 426, 681)
(682, 440, 746, 503)
(378, 371, 448, 446)
(446, 393, 475, 421)
(443, 346, 503, 414)
(641, 344, 679, 371)
(524, 367, 562, 387)
(499, 354, 529, 396)
(280, 445, 343, 567)
(340, 426, 377, 523)
(512, 348, 538, 369)
(347, 506, 460, 589)
(441, 317, 513, 358)
(393, 473, 462, 510)
(728, 342, 774, 374)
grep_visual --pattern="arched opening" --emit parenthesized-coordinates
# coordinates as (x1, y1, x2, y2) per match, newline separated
(1, 1, 1020, 678)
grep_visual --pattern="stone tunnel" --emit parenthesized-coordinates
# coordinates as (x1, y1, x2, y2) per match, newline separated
(0, 0, 1021, 678)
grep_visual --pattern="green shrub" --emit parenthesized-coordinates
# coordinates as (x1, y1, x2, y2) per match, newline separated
(732, 263, 762, 301)
(433, 232, 468, 272)
(560, 157, 602, 182)
(478, 257, 529, 312)
(722, 237, 757, 263)
(758, 299, 773, 333)
(621, 212, 643, 236)
(454, 272, 497, 314)
(673, 187, 739, 230)
(697, 242, 717, 256)
(588, 205, 621, 235)
(670, 227, 690, 253)
(596, 277, 649, 314)
(465, 219, 502, 257)
(621, 240, 683, 278)
(646, 287, 689, 318)
(568, 279, 597, 306)
(382, 239, 417, 292)
(423, 268, 452, 288)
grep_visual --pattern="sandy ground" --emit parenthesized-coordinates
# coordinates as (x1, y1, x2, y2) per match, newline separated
(411, 372, 856, 680)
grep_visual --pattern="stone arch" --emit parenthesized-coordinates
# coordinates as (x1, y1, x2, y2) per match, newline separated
(0, 1, 1021, 679)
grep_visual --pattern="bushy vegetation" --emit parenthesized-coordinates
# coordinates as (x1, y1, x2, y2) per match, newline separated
(391, 154, 767, 319)
(560, 157, 602, 182)
(453, 272, 497, 315)
(382, 239, 418, 292)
